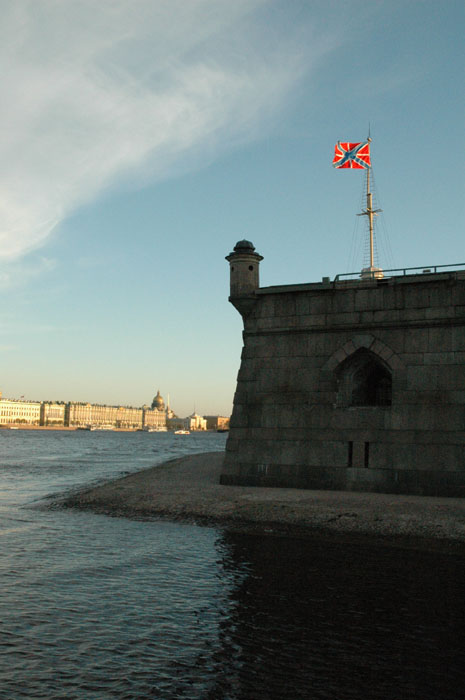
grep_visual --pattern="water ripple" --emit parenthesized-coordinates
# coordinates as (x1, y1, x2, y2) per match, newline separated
(1, 431, 464, 699)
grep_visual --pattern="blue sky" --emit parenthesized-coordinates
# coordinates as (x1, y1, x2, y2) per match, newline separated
(0, 0, 463, 417)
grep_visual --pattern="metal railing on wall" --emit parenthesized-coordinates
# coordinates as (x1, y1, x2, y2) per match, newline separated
(334, 263, 465, 283)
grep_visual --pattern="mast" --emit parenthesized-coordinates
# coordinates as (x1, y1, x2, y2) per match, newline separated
(359, 137, 383, 279)
(367, 165, 374, 268)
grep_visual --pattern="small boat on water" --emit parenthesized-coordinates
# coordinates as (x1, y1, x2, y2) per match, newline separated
(174, 429, 190, 435)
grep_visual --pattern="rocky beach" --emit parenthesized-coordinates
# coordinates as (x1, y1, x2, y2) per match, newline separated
(56, 451, 465, 553)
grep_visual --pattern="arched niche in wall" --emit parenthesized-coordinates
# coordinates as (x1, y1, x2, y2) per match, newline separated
(335, 348, 392, 408)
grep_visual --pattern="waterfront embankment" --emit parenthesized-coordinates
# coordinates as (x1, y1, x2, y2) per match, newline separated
(54, 451, 465, 553)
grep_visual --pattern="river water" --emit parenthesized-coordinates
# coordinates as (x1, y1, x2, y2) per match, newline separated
(1, 429, 464, 700)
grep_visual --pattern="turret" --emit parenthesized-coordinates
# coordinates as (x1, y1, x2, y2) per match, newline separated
(225, 240, 263, 316)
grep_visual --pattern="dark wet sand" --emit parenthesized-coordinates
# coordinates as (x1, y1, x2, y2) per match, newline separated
(55, 451, 465, 553)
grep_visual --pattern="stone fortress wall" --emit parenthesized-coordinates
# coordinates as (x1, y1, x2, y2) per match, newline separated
(221, 241, 465, 496)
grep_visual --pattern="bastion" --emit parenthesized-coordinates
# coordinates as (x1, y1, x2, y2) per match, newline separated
(221, 241, 465, 497)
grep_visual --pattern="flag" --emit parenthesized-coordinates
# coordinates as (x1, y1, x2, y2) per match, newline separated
(333, 141, 371, 169)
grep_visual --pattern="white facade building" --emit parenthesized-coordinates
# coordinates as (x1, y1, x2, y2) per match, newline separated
(0, 398, 41, 425)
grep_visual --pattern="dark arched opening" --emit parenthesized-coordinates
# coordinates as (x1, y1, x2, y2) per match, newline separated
(336, 348, 392, 407)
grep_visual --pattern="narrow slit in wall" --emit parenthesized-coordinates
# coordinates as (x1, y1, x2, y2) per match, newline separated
(364, 442, 370, 468)
(348, 441, 353, 467)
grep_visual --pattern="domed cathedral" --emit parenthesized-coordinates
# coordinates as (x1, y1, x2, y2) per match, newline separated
(151, 390, 165, 412)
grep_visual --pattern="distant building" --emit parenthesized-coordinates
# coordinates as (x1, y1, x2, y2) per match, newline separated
(187, 413, 207, 431)
(142, 405, 167, 430)
(167, 412, 207, 431)
(151, 390, 165, 411)
(0, 397, 41, 425)
(0, 388, 209, 433)
(166, 417, 185, 431)
(41, 402, 66, 425)
(204, 415, 230, 431)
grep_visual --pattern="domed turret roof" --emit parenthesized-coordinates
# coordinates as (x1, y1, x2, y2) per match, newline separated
(151, 390, 165, 410)
(233, 239, 255, 253)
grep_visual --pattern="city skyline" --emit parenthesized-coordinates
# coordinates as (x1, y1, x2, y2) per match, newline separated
(1, 1, 464, 417)
(0, 388, 224, 419)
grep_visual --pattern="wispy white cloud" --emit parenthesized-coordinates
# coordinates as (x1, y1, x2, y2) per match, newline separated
(0, 0, 336, 260)
(0, 256, 57, 289)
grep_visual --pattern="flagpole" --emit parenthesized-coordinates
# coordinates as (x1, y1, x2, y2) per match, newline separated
(366, 143, 374, 269)
(359, 136, 383, 278)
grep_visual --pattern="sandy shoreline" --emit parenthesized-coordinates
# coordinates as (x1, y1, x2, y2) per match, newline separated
(53, 451, 465, 553)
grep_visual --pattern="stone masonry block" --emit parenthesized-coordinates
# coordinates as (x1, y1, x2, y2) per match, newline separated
(342, 340, 358, 357)
(308, 295, 329, 314)
(295, 368, 320, 392)
(423, 352, 457, 365)
(404, 330, 431, 353)
(370, 339, 393, 361)
(425, 306, 455, 320)
(407, 365, 438, 391)
(399, 353, 425, 366)
(351, 441, 365, 468)
(298, 314, 327, 328)
(352, 334, 375, 349)
(385, 407, 410, 430)
(388, 354, 405, 371)
(331, 291, 355, 313)
(393, 286, 406, 310)
(450, 390, 465, 404)
(404, 287, 430, 309)
(263, 336, 288, 358)
(428, 327, 456, 352)
(431, 285, 460, 308)
(377, 329, 405, 354)
(437, 364, 465, 390)
(329, 312, 361, 326)
(287, 334, 310, 356)
(401, 309, 427, 322)
(302, 354, 328, 369)
(256, 317, 279, 330)
(258, 296, 275, 317)
(451, 283, 465, 306)
(309, 333, 341, 356)
(373, 310, 401, 323)
(334, 347, 349, 364)
(370, 442, 392, 469)
(452, 325, 465, 348)
(274, 295, 296, 317)
(392, 369, 408, 393)
(355, 288, 382, 311)
(295, 295, 311, 315)
(237, 362, 258, 381)
(390, 443, 418, 470)
(408, 404, 464, 431)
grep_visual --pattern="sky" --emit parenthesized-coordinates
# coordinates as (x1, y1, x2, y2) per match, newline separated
(0, 0, 464, 417)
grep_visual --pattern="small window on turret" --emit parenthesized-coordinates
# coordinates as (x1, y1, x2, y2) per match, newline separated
(249, 265, 254, 271)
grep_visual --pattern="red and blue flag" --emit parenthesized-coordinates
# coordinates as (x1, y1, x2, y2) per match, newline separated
(332, 141, 371, 169)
